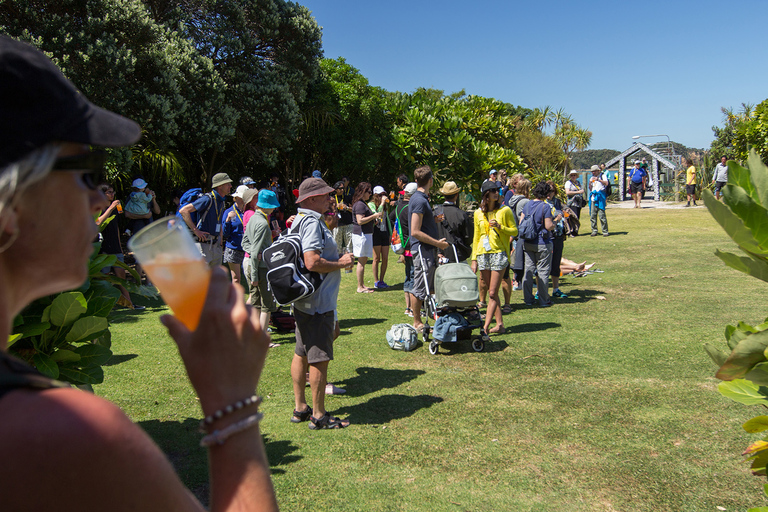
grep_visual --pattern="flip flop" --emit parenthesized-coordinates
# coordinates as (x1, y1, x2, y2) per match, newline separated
(488, 325, 506, 334)
(357, 289, 374, 293)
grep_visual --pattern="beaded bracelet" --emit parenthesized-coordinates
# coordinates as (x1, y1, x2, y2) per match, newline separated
(199, 394, 262, 432)
(200, 412, 264, 447)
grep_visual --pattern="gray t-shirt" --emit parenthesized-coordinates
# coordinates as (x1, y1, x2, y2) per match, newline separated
(408, 190, 437, 254)
(294, 208, 340, 315)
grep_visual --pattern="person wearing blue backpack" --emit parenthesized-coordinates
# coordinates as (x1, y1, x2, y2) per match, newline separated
(519, 182, 555, 307)
(179, 172, 232, 266)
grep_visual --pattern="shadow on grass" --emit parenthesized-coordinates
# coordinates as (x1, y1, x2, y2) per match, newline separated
(337, 366, 425, 396)
(103, 353, 139, 366)
(430, 338, 509, 354)
(139, 418, 302, 503)
(558, 288, 606, 303)
(383, 282, 404, 291)
(507, 322, 560, 334)
(339, 317, 387, 329)
(332, 393, 443, 425)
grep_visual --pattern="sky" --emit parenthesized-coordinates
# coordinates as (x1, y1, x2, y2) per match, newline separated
(301, 0, 767, 151)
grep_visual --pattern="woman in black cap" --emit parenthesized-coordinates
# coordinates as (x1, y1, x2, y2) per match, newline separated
(0, 36, 277, 511)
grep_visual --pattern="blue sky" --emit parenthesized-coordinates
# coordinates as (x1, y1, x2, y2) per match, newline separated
(302, 0, 767, 151)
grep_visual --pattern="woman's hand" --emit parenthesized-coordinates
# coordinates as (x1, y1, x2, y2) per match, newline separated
(161, 267, 270, 416)
(471, 260, 478, 273)
(488, 219, 499, 229)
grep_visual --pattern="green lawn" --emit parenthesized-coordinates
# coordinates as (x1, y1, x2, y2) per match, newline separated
(99, 206, 768, 511)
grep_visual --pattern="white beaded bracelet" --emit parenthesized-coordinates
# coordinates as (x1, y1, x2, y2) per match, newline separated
(200, 412, 264, 447)
(199, 394, 261, 432)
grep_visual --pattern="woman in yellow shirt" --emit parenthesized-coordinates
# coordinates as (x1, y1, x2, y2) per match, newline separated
(471, 180, 518, 334)
(684, 158, 698, 207)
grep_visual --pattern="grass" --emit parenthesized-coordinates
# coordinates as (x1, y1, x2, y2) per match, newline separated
(99, 206, 768, 511)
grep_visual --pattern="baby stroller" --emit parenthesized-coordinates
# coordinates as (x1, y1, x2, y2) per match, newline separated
(420, 246, 488, 355)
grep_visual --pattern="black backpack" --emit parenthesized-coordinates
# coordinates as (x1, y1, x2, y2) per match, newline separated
(262, 214, 325, 306)
(603, 172, 612, 197)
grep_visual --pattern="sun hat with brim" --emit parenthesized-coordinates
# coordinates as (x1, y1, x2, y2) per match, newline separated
(257, 189, 281, 209)
(232, 184, 249, 199)
(242, 188, 259, 207)
(212, 172, 232, 188)
(132, 178, 148, 189)
(0, 36, 141, 168)
(296, 177, 334, 203)
(591, 165, 600, 172)
(439, 181, 460, 195)
(569, 170, 579, 175)
(373, 185, 386, 195)
(481, 180, 501, 194)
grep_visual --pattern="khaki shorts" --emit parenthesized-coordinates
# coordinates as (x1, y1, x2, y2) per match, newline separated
(294, 309, 335, 364)
(248, 266, 277, 313)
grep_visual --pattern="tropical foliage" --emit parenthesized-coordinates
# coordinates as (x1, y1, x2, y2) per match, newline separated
(703, 150, 768, 510)
(711, 101, 768, 164)
(9, 233, 155, 386)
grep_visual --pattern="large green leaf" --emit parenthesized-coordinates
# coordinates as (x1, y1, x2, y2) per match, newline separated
(703, 190, 764, 256)
(88, 253, 116, 275)
(65, 316, 108, 344)
(58, 365, 103, 385)
(714, 250, 768, 284)
(746, 363, 768, 386)
(94, 330, 112, 349)
(49, 292, 87, 327)
(718, 379, 768, 406)
(717, 330, 768, 380)
(721, 184, 768, 254)
(13, 321, 51, 340)
(703, 343, 728, 367)
(50, 349, 81, 363)
(7, 333, 22, 349)
(84, 280, 121, 317)
(747, 149, 768, 208)
(743, 416, 768, 434)
(73, 343, 113, 368)
(33, 353, 59, 379)
(726, 160, 757, 203)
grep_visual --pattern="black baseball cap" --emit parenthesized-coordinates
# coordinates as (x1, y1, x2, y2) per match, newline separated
(0, 36, 141, 168)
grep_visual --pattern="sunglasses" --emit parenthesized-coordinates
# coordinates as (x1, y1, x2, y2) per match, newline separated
(52, 151, 106, 190)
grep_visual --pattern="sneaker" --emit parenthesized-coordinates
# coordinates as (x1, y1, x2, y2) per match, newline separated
(374, 281, 389, 289)
(552, 289, 568, 298)
(603, 233, 609, 237)
(132, 305, 146, 311)
(590, 232, 598, 237)
(540, 301, 553, 308)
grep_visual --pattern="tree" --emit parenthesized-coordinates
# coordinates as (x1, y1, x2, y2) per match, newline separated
(384, 89, 527, 195)
(283, 57, 392, 187)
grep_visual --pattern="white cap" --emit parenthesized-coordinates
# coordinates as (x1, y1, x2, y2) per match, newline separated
(232, 184, 249, 199)
(373, 185, 386, 195)
(404, 182, 418, 196)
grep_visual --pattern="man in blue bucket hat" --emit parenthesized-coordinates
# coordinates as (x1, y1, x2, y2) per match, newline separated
(242, 188, 282, 331)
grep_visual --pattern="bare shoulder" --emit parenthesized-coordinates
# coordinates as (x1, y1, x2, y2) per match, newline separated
(0, 387, 203, 511)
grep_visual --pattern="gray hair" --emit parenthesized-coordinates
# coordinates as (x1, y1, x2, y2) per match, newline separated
(0, 143, 60, 251)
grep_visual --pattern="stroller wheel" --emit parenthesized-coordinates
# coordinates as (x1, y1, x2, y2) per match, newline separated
(429, 341, 439, 355)
(472, 337, 484, 352)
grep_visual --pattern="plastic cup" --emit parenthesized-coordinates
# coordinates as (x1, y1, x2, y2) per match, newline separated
(116, 202, 123, 213)
(128, 217, 211, 331)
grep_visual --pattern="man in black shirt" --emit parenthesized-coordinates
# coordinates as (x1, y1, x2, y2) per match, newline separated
(436, 181, 473, 263)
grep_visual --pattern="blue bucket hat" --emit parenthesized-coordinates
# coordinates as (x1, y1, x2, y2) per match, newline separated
(257, 189, 281, 209)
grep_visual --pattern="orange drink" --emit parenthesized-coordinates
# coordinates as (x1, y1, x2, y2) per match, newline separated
(128, 217, 210, 331)
(142, 256, 211, 331)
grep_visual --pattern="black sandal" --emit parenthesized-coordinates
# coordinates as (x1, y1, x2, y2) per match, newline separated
(308, 411, 350, 430)
(290, 405, 312, 423)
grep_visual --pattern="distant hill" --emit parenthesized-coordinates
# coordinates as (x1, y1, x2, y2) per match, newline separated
(570, 149, 620, 169)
